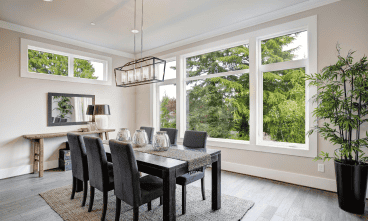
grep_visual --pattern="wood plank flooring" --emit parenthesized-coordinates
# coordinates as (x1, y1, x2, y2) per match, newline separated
(0, 168, 367, 221)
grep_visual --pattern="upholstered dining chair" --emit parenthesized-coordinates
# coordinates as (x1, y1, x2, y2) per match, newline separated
(83, 136, 115, 221)
(67, 133, 89, 207)
(140, 126, 155, 144)
(176, 130, 208, 214)
(159, 128, 178, 146)
(109, 140, 164, 221)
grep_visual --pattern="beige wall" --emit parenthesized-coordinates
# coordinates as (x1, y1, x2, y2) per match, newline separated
(136, 0, 368, 183)
(0, 27, 136, 176)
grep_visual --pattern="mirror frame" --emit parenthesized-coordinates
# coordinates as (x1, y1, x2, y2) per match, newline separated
(48, 92, 95, 127)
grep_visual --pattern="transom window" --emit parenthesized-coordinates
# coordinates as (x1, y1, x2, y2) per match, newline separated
(21, 39, 112, 85)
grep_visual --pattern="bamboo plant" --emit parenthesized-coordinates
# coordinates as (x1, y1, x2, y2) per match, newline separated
(307, 45, 368, 164)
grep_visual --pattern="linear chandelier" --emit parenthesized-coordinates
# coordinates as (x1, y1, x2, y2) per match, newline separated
(114, 0, 166, 88)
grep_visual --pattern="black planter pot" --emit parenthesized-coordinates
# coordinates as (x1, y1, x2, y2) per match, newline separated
(334, 160, 368, 214)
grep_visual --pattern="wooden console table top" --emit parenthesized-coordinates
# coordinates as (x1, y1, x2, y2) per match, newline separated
(23, 129, 115, 178)
(23, 129, 115, 139)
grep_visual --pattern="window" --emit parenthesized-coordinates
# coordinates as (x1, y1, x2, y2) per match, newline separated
(257, 30, 310, 149)
(185, 44, 250, 142)
(21, 39, 112, 85)
(152, 16, 317, 157)
(156, 60, 177, 129)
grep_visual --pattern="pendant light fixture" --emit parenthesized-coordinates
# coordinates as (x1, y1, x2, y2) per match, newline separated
(114, 0, 166, 87)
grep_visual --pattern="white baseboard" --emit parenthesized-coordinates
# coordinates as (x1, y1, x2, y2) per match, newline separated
(221, 161, 337, 192)
(0, 160, 59, 179)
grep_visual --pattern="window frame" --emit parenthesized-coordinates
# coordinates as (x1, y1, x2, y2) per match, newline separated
(151, 16, 317, 158)
(256, 28, 310, 150)
(21, 38, 112, 85)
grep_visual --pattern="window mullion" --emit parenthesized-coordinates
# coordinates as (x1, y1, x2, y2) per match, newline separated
(68, 55, 74, 78)
(185, 69, 249, 82)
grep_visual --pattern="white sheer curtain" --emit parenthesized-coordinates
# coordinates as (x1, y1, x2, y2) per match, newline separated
(72, 97, 92, 122)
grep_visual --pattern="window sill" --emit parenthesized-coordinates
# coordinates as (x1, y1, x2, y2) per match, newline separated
(178, 137, 316, 158)
(21, 71, 112, 85)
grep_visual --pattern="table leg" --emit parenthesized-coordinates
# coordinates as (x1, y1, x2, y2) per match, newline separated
(212, 153, 221, 210)
(163, 169, 176, 221)
(99, 132, 104, 140)
(33, 140, 39, 174)
(39, 138, 44, 178)
(105, 132, 109, 140)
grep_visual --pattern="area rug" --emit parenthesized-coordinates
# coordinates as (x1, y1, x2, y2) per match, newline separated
(40, 184, 254, 221)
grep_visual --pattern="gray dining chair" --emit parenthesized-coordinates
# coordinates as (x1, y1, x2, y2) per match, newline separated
(140, 126, 155, 144)
(67, 133, 89, 207)
(176, 130, 208, 214)
(160, 128, 178, 146)
(84, 136, 114, 221)
(109, 140, 164, 221)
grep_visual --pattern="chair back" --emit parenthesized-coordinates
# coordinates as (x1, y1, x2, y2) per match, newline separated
(109, 140, 141, 207)
(67, 133, 88, 181)
(183, 130, 208, 149)
(83, 136, 110, 191)
(140, 126, 155, 144)
(160, 128, 178, 145)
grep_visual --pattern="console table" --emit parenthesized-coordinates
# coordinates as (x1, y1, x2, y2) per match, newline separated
(23, 129, 115, 178)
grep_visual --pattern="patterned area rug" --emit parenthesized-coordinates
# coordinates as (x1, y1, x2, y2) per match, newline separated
(40, 184, 254, 221)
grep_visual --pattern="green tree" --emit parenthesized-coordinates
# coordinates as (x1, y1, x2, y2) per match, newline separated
(28, 49, 68, 76)
(186, 45, 250, 140)
(74, 58, 97, 79)
(160, 95, 176, 128)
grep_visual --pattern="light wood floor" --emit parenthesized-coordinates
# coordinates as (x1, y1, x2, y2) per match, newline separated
(0, 168, 367, 221)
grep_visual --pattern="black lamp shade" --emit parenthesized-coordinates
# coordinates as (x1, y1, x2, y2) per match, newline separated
(94, 104, 111, 115)
(86, 105, 95, 115)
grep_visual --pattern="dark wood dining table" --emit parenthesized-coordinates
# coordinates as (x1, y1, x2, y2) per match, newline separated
(103, 143, 221, 221)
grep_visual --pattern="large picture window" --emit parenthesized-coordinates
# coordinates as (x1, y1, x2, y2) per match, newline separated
(152, 16, 317, 157)
(21, 39, 112, 85)
(185, 45, 250, 141)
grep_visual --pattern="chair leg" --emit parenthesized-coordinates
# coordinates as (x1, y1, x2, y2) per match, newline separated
(160, 196, 163, 206)
(133, 206, 139, 221)
(115, 198, 121, 221)
(201, 178, 206, 200)
(71, 177, 76, 199)
(101, 191, 108, 221)
(82, 181, 88, 207)
(88, 187, 95, 212)
(182, 185, 186, 215)
(147, 201, 152, 211)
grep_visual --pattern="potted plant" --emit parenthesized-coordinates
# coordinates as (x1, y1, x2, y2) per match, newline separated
(307, 44, 368, 214)
(53, 96, 74, 122)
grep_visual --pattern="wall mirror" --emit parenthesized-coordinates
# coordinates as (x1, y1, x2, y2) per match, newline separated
(48, 92, 95, 126)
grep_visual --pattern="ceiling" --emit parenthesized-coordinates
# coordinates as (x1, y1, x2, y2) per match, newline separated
(0, 0, 336, 55)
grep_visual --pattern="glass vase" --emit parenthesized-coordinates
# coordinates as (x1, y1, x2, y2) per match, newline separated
(116, 128, 131, 142)
(153, 131, 171, 151)
(133, 129, 148, 147)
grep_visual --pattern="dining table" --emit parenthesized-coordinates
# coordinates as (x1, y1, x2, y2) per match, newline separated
(103, 142, 221, 221)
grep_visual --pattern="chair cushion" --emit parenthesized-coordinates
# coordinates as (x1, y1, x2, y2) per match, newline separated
(176, 171, 204, 186)
(140, 175, 163, 204)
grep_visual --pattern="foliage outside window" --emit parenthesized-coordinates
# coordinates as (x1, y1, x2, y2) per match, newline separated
(28, 49, 68, 76)
(186, 45, 250, 141)
(159, 84, 176, 129)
